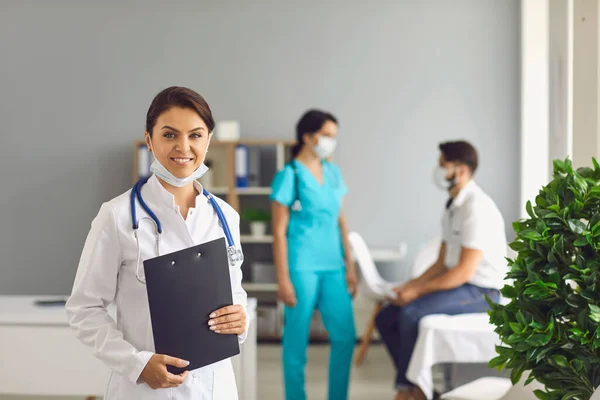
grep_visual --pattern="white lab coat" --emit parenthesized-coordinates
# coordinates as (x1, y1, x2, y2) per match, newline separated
(66, 175, 248, 400)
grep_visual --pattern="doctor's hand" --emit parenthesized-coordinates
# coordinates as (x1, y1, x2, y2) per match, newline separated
(140, 354, 190, 390)
(277, 279, 297, 307)
(209, 304, 247, 335)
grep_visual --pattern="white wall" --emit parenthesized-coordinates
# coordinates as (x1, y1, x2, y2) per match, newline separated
(550, 0, 574, 171)
(521, 0, 550, 218)
(573, 0, 600, 168)
(0, 0, 520, 294)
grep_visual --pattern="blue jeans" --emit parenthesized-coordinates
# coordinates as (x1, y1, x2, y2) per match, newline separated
(375, 283, 500, 389)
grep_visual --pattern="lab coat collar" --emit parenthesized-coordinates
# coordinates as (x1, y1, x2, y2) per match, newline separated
(146, 174, 206, 209)
(451, 180, 477, 209)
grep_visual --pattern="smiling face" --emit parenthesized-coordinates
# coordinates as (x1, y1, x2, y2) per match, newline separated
(145, 106, 212, 179)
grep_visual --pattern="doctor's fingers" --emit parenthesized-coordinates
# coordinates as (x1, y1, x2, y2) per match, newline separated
(165, 371, 188, 385)
(160, 355, 190, 368)
(209, 311, 245, 326)
(210, 319, 245, 332)
(210, 304, 243, 318)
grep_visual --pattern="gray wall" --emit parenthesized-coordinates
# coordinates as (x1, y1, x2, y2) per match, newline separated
(0, 0, 520, 295)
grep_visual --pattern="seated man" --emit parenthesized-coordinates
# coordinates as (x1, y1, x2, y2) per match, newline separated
(376, 140, 507, 400)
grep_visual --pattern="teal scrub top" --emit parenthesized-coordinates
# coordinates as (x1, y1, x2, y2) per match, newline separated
(270, 160, 348, 271)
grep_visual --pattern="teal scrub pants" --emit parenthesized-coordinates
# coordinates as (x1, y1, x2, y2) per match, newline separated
(282, 268, 356, 400)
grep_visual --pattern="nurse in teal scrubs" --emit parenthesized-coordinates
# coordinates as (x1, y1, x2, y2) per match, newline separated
(270, 109, 357, 400)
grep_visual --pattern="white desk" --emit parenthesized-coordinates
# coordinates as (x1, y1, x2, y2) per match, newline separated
(232, 297, 257, 400)
(0, 295, 257, 400)
(0, 295, 109, 398)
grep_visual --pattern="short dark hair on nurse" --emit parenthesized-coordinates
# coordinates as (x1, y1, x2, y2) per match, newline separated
(290, 109, 338, 158)
(145, 86, 215, 136)
(439, 140, 479, 174)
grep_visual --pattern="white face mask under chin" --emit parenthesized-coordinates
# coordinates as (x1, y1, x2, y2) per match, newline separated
(148, 140, 209, 188)
(314, 136, 337, 159)
(433, 166, 454, 191)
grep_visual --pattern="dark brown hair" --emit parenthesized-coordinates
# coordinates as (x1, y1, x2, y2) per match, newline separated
(146, 86, 215, 136)
(439, 140, 479, 174)
(290, 109, 338, 158)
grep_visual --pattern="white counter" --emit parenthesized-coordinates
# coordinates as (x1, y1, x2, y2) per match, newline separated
(0, 295, 257, 399)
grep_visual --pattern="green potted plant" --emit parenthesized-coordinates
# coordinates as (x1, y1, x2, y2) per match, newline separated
(241, 208, 271, 237)
(489, 157, 600, 399)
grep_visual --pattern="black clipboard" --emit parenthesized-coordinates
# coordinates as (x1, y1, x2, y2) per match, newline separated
(143, 237, 240, 374)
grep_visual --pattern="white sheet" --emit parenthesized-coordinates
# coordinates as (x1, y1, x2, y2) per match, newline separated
(406, 313, 501, 399)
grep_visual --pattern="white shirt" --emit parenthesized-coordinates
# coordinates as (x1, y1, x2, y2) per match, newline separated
(65, 175, 247, 400)
(441, 180, 507, 290)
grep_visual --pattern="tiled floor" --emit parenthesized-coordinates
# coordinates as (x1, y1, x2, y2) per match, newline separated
(0, 343, 500, 400)
(0, 344, 395, 400)
(257, 344, 396, 399)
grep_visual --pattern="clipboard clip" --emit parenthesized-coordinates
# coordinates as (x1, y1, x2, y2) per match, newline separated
(227, 246, 244, 265)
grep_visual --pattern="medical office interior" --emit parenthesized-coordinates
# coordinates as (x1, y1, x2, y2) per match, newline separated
(2, 0, 600, 399)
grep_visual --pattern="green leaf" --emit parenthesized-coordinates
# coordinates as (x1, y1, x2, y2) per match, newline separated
(526, 201, 536, 219)
(536, 194, 548, 208)
(568, 328, 585, 338)
(554, 159, 566, 173)
(510, 322, 525, 334)
(507, 334, 522, 344)
(574, 236, 589, 246)
(561, 391, 588, 400)
(501, 285, 518, 299)
(593, 157, 599, 171)
(510, 363, 525, 385)
(571, 359, 585, 372)
(525, 373, 535, 385)
(552, 354, 568, 367)
(590, 185, 600, 195)
(534, 390, 550, 400)
(530, 321, 546, 331)
(526, 332, 553, 347)
(591, 213, 600, 229)
(593, 334, 600, 350)
(521, 229, 543, 241)
(513, 220, 526, 234)
(568, 219, 587, 234)
(581, 290, 596, 300)
(542, 212, 561, 220)
(516, 311, 527, 326)
(488, 355, 508, 369)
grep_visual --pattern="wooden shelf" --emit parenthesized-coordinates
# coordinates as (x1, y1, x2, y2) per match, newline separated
(205, 186, 228, 195)
(242, 282, 278, 292)
(240, 235, 273, 243)
(235, 187, 272, 195)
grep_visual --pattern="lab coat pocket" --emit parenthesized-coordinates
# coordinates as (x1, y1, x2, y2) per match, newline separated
(112, 373, 171, 400)
(212, 360, 239, 400)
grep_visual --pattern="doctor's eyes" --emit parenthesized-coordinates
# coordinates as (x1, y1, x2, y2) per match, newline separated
(162, 132, 203, 139)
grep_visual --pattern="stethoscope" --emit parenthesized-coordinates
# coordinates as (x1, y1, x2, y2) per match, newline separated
(130, 176, 244, 284)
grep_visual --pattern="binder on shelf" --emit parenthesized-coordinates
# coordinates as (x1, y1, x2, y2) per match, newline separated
(248, 147, 261, 187)
(235, 145, 249, 188)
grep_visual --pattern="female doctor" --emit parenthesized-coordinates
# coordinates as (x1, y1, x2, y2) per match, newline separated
(66, 86, 248, 400)
(271, 109, 357, 400)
